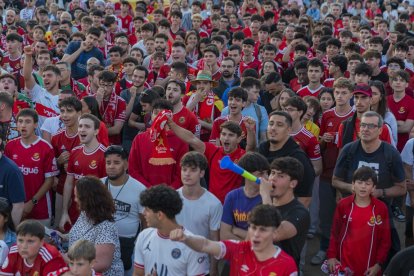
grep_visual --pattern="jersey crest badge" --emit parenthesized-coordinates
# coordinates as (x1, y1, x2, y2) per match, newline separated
(171, 248, 181, 259)
(89, 160, 97, 169)
(31, 153, 40, 161)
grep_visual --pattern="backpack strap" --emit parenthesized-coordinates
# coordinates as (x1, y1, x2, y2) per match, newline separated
(253, 103, 262, 125)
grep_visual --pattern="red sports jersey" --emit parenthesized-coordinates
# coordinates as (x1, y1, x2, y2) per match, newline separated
(1, 55, 21, 74)
(220, 240, 297, 276)
(289, 78, 305, 92)
(118, 14, 133, 33)
(323, 78, 335, 88)
(387, 94, 414, 151)
(297, 85, 324, 98)
(209, 115, 250, 144)
(4, 137, 58, 220)
(0, 243, 66, 276)
(291, 126, 321, 161)
(66, 144, 107, 224)
(173, 105, 201, 137)
(205, 142, 244, 203)
(51, 129, 80, 195)
(100, 92, 127, 145)
(239, 58, 261, 74)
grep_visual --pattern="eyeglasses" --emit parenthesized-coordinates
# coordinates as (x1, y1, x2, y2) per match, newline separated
(283, 107, 298, 112)
(360, 123, 379, 129)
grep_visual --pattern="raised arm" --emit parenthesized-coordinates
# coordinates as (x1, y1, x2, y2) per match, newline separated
(23, 45, 36, 90)
(170, 228, 222, 258)
(167, 118, 205, 153)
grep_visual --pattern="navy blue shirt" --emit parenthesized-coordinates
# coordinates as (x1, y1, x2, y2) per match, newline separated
(0, 155, 25, 204)
(65, 41, 104, 80)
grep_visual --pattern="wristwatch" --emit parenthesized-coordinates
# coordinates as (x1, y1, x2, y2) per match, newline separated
(31, 198, 38, 205)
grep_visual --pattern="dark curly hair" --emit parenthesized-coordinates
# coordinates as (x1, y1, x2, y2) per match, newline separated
(76, 176, 115, 224)
(140, 185, 182, 219)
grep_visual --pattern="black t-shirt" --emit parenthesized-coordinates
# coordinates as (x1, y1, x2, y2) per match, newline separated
(276, 198, 310, 268)
(120, 89, 145, 142)
(258, 138, 315, 197)
(384, 246, 414, 276)
(334, 141, 405, 196)
(258, 90, 275, 115)
(371, 70, 389, 83)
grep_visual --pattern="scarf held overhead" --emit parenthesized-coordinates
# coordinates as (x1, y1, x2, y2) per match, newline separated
(149, 109, 176, 165)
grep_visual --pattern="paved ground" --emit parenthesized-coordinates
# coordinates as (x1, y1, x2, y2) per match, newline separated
(303, 219, 407, 275)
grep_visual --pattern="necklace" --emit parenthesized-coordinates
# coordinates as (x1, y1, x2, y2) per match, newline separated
(107, 175, 128, 201)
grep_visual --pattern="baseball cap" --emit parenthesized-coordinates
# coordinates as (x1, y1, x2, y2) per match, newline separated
(353, 84, 372, 97)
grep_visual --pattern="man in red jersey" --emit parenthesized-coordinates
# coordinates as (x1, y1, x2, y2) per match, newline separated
(59, 114, 107, 231)
(128, 100, 188, 189)
(165, 79, 200, 137)
(118, 1, 133, 34)
(4, 109, 58, 226)
(297, 59, 325, 98)
(387, 70, 414, 152)
(96, 70, 126, 145)
(0, 220, 66, 275)
(313, 78, 355, 265)
(1, 33, 22, 74)
(170, 204, 297, 276)
(282, 97, 322, 176)
(168, 117, 255, 203)
(51, 97, 82, 228)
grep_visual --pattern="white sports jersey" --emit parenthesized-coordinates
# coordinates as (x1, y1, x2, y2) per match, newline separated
(134, 228, 208, 276)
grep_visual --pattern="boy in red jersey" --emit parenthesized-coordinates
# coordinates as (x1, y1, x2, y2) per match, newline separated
(297, 59, 325, 98)
(282, 96, 322, 176)
(327, 166, 391, 276)
(170, 204, 297, 276)
(0, 220, 66, 275)
(4, 109, 58, 226)
(51, 97, 82, 228)
(59, 114, 106, 231)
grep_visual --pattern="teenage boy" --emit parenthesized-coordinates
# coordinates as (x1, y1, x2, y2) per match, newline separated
(51, 97, 82, 228)
(297, 59, 325, 98)
(363, 50, 389, 83)
(337, 84, 391, 149)
(283, 96, 322, 176)
(240, 38, 261, 74)
(115, 57, 137, 95)
(175, 152, 223, 276)
(323, 55, 348, 88)
(2, 33, 23, 74)
(133, 185, 209, 276)
(354, 63, 373, 85)
(221, 77, 269, 144)
(387, 70, 414, 152)
(168, 117, 256, 203)
(327, 166, 391, 276)
(59, 114, 107, 230)
(220, 152, 268, 241)
(210, 87, 252, 149)
(62, 27, 104, 80)
(4, 109, 58, 226)
(0, 220, 66, 275)
(170, 204, 298, 275)
(347, 54, 364, 84)
(259, 156, 310, 268)
(315, 78, 355, 264)
(56, 62, 86, 99)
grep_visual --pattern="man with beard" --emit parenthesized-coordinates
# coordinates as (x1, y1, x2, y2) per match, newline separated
(101, 145, 146, 272)
(121, 65, 147, 153)
(214, 57, 240, 100)
(114, 33, 130, 59)
(166, 79, 200, 136)
(56, 62, 86, 100)
(258, 111, 315, 207)
(142, 33, 169, 68)
(51, 38, 68, 62)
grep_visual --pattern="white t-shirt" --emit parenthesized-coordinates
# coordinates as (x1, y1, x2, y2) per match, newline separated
(176, 188, 222, 238)
(28, 84, 60, 127)
(40, 116, 64, 136)
(134, 228, 208, 275)
(101, 176, 146, 237)
(401, 138, 413, 207)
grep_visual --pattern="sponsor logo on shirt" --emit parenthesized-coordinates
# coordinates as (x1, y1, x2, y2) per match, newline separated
(241, 264, 249, 272)
(398, 106, 406, 114)
(179, 116, 185, 124)
(75, 161, 79, 166)
(89, 160, 97, 169)
(31, 152, 40, 161)
(12, 154, 18, 160)
(19, 165, 39, 175)
(368, 215, 383, 226)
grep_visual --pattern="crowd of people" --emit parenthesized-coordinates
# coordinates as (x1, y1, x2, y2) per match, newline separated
(0, 0, 414, 275)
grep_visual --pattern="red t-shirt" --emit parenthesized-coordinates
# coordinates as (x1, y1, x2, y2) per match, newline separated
(220, 240, 297, 276)
(118, 14, 133, 33)
(204, 142, 245, 203)
(239, 57, 261, 74)
(320, 107, 355, 178)
(0, 243, 66, 275)
(289, 78, 305, 93)
(4, 137, 58, 220)
(100, 94, 127, 145)
(209, 115, 251, 145)
(66, 144, 107, 225)
(322, 78, 335, 88)
(297, 84, 324, 98)
(173, 106, 201, 137)
(51, 129, 80, 195)
(387, 94, 414, 151)
(291, 126, 321, 161)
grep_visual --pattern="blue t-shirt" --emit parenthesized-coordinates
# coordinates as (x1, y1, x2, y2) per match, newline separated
(0, 155, 25, 204)
(221, 187, 262, 230)
(65, 41, 105, 80)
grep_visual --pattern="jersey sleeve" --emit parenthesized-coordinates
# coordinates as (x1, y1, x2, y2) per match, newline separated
(307, 136, 322, 160)
(0, 249, 18, 274)
(43, 255, 67, 275)
(133, 233, 145, 269)
(209, 119, 221, 143)
(209, 200, 223, 231)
